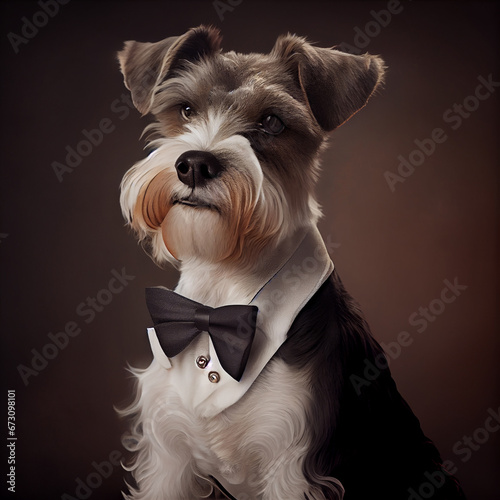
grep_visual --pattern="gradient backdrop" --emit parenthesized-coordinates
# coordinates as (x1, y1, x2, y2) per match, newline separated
(1, 1, 499, 499)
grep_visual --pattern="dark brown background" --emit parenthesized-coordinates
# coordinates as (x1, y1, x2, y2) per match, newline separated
(1, 1, 498, 499)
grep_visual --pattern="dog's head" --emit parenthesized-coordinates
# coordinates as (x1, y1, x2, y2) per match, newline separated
(118, 25, 384, 267)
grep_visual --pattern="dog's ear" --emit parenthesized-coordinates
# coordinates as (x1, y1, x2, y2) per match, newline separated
(272, 34, 385, 131)
(118, 25, 222, 115)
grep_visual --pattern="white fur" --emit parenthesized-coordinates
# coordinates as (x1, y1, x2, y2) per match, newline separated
(121, 355, 342, 500)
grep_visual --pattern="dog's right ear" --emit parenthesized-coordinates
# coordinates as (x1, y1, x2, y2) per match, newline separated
(118, 25, 222, 115)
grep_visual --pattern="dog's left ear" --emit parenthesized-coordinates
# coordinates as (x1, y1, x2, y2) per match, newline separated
(118, 25, 222, 115)
(272, 35, 385, 131)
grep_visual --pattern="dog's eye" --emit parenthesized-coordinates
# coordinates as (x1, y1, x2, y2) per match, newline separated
(260, 114, 285, 135)
(180, 105, 194, 120)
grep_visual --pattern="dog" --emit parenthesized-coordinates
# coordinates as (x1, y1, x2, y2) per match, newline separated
(117, 25, 466, 500)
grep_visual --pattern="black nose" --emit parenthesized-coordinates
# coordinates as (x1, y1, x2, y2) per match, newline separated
(175, 150, 224, 188)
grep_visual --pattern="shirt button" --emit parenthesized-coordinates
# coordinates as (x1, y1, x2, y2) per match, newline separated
(208, 371, 220, 384)
(196, 355, 210, 369)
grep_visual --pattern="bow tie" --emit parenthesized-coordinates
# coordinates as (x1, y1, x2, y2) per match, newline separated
(145, 287, 258, 381)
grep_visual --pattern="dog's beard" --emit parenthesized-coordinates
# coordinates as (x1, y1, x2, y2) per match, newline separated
(121, 134, 288, 265)
(161, 170, 260, 262)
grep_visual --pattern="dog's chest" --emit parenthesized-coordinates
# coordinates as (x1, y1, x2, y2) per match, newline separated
(173, 356, 312, 496)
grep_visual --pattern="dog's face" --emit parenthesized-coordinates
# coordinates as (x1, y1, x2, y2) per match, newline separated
(118, 26, 384, 267)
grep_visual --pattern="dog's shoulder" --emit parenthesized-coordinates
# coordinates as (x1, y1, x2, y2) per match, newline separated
(276, 270, 465, 499)
(277, 269, 382, 367)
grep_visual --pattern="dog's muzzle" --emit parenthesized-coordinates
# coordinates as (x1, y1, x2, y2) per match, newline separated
(175, 150, 225, 189)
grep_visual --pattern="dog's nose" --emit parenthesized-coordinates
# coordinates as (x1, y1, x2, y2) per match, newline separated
(175, 150, 224, 188)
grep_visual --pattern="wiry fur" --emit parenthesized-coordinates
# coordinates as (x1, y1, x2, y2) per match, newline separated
(117, 26, 465, 500)
(120, 357, 343, 500)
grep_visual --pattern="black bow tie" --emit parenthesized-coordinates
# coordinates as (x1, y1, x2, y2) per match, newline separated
(145, 288, 258, 381)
